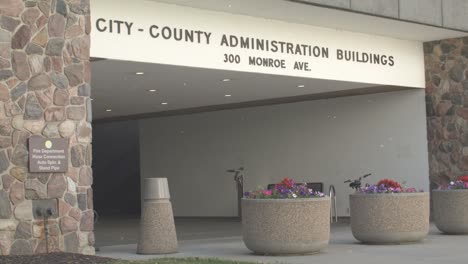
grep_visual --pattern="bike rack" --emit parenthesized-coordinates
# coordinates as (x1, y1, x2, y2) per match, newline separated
(329, 185, 338, 223)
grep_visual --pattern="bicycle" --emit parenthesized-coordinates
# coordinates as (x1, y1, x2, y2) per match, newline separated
(344, 173, 371, 190)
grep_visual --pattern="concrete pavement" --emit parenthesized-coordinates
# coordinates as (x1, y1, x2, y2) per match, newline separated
(97, 223, 468, 264)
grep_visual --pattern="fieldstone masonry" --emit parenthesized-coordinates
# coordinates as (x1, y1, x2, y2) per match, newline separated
(425, 37, 468, 188)
(0, 0, 92, 255)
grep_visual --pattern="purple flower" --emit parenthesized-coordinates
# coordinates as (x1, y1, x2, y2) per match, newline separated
(439, 181, 468, 190)
(359, 182, 421, 194)
(244, 180, 327, 199)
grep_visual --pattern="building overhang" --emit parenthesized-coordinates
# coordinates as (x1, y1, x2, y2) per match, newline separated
(151, 0, 468, 42)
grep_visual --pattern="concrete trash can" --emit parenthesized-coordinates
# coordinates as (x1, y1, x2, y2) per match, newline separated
(137, 178, 178, 254)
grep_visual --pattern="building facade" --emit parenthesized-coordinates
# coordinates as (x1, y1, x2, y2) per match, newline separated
(0, 0, 467, 256)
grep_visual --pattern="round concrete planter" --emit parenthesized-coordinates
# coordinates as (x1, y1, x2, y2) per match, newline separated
(433, 190, 468, 234)
(242, 197, 330, 255)
(350, 192, 429, 244)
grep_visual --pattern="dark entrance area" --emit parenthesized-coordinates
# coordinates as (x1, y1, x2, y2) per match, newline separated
(92, 120, 141, 217)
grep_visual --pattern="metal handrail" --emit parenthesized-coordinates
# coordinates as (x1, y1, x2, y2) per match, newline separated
(329, 185, 338, 223)
(227, 167, 244, 219)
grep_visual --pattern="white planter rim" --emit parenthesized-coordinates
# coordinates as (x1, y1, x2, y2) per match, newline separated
(433, 189, 468, 192)
(242, 197, 330, 202)
(350, 192, 428, 197)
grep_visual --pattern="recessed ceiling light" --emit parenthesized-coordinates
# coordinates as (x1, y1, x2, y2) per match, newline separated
(135, 72, 145, 75)
(161, 102, 168, 105)
(225, 94, 232, 97)
(148, 89, 157, 92)
(222, 78, 231, 82)
(105, 109, 112, 112)
(297, 84, 305, 88)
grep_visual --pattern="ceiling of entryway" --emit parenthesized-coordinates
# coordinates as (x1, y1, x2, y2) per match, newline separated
(91, 59, 393, 120)
(150, 0, 468, 42)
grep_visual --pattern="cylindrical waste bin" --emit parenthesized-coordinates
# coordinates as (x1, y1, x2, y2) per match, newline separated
(137, 178, 178, 254)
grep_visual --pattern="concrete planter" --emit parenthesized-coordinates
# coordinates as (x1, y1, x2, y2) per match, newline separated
(242, 197, 330, 255)
(350, 192, 429, 244)
(433, 190, 468, 234)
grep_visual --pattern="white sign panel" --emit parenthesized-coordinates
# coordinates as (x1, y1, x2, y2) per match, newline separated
(90, 0, 425, 88)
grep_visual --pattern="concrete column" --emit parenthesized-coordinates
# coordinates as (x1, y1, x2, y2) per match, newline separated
(0, 0, 93, 255)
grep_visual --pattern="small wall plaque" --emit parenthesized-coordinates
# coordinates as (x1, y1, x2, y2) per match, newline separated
(29, 136, 69, 173)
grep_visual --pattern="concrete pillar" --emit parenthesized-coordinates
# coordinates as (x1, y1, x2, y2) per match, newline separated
(0, 0, 93, 255)
(137, 178, 178, 254)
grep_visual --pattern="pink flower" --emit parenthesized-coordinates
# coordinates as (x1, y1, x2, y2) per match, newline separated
(262, 190, 272, 196)
(465, 183, 468, 189)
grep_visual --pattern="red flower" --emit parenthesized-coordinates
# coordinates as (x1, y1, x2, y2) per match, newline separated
(376, 179, 402, 189)
(458, 176, 468, 182)
(279, 177, 295, 188)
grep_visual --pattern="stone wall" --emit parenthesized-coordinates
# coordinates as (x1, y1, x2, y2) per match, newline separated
(425, 37, 468, 188)
(0, 0, 93, 255)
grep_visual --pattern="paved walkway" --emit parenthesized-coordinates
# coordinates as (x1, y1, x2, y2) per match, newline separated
(95, 217, 241, 247)
(97, 223, 468, 264)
